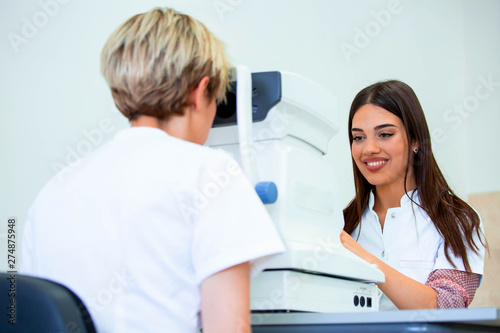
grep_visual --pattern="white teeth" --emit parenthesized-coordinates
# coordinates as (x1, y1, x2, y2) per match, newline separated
(367, 161, 386, 167)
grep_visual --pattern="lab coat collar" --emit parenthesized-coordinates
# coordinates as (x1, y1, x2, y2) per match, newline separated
(114, 126, 170, 139)
(368, 189, 420, 211)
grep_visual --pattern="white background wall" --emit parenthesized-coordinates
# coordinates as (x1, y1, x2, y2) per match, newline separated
(1, 0, 499, 271)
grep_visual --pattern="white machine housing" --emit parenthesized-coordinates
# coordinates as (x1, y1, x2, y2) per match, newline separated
(206, 68, 384, 313)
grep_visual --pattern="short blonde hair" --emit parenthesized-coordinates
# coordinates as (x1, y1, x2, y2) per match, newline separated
(101, 8, 229, 121)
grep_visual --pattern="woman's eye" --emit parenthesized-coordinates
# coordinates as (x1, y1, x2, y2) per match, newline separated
(379, 133, 394, 138)
(352, 136, 364, 141)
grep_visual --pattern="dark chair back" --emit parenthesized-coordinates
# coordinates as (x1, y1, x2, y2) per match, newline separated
(0, 273, 97, 333)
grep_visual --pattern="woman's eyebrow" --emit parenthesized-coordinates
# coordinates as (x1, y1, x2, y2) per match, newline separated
(351, 124, 397, 132)
(374, 124, 397, 130)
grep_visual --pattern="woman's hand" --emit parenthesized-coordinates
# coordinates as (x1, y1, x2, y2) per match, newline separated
(340, 230, 437, 309)
(340, 230, 375, 264)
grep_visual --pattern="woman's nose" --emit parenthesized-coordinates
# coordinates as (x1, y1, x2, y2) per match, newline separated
(363, 137, 381, 154)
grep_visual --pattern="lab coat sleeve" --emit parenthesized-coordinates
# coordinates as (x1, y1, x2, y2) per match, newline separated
(190, 152, 285, 284)
(433, 214, 485, 276)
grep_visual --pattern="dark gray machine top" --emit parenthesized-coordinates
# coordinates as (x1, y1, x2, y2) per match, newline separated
(251, 307, 500, 332)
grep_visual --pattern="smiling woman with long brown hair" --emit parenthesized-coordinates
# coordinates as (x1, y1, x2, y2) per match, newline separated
(341, 80, 487, 310)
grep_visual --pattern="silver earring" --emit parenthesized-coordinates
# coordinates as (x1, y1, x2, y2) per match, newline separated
(413, 147, 418, 154)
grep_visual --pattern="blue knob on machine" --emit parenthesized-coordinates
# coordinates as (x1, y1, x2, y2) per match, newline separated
(255, 181, 278, 204)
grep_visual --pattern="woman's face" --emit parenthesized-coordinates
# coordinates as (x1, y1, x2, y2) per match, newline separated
(351, 103, 414, 190)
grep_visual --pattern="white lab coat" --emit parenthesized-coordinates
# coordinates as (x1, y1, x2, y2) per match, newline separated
(21, 126, 285, 332)
(351, 190, 485, 310)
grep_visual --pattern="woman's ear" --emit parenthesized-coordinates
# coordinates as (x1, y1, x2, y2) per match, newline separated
(188, 76, 210, 112)
(412, 140, 419, 154)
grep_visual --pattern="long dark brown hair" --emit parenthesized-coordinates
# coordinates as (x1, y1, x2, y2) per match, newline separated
(343, 80, 486, 272)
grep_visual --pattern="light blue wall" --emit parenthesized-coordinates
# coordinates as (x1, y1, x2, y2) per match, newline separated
(1, 0, 499, 270)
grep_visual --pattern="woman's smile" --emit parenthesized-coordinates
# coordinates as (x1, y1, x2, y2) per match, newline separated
(363, 157, 388, 171)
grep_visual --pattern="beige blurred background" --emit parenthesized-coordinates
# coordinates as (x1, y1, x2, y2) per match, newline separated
(469, 192, 500, 307)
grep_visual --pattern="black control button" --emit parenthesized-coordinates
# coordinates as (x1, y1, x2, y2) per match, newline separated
(360, 296, 366, 307)
(367, 297, 372, 308)
(353, 295, 359, 306)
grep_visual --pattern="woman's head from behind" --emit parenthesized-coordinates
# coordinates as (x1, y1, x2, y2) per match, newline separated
(100, 8, 230, 122)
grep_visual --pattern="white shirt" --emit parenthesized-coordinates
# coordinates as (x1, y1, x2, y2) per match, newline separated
(351, 190, 485, 310)
(21, 127, 285, 332)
